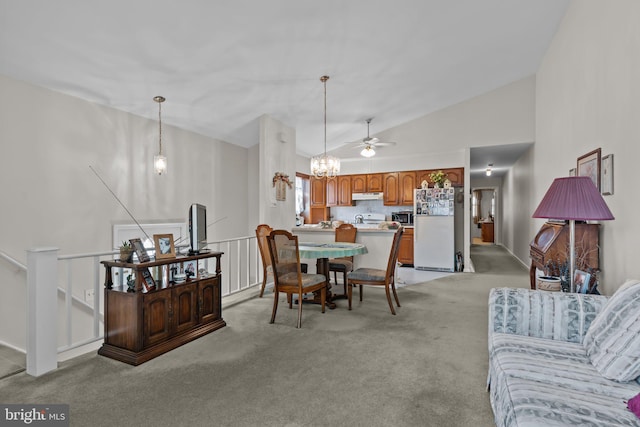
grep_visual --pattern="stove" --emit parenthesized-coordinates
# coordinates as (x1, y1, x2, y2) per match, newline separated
(354, 213, 386, 228)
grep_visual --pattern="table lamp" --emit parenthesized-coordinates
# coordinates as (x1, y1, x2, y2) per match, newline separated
(532, 176, 614, 292)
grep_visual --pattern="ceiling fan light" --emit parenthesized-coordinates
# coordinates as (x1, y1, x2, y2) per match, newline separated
(361, 146, 375, 158)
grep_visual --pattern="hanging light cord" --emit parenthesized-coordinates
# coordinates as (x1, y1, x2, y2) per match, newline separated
(154, 95, 165, 155)
(321, 75, 329, 156)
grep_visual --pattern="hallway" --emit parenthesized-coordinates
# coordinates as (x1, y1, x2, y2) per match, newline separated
(470, 243, 528, 276)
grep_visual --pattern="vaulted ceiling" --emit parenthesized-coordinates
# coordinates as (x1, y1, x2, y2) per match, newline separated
(0, 0, 569, 166)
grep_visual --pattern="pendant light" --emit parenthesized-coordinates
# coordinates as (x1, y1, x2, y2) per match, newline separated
(310, 76, 340, 178)
(153, 96, 167, 175)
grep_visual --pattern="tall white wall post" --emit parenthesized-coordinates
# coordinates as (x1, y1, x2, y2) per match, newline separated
(26, 247, 59, 376)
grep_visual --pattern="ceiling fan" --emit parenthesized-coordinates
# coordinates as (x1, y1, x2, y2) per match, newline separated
(353, 118, 396, 157)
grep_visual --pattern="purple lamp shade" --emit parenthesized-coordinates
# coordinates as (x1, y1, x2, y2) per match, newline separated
(532, 176, 614, 221)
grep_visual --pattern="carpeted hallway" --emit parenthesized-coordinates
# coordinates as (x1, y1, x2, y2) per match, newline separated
(0, 244, 528, 426)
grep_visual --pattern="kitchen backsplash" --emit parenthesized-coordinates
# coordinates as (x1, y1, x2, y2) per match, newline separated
(330, 200, 412, 224)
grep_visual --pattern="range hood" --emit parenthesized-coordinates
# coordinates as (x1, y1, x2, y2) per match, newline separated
(352, 192, 383, 201)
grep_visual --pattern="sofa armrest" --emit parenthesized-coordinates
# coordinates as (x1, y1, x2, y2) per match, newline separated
(488, 287, 609, 344)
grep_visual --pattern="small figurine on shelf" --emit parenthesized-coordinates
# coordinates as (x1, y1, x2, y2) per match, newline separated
(126, 274, 135, 293)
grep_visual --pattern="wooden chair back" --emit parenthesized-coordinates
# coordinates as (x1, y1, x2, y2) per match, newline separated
(256, 224, 273, 269)
(335, 223, 357, 262)
(385, 227, 405, 281)
(266, 229, 303, 292)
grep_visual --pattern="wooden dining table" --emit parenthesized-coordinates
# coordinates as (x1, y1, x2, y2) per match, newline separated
(296, 242, 368, 308)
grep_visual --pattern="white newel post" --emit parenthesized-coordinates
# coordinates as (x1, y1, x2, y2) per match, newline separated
(26, 247, 59, 376)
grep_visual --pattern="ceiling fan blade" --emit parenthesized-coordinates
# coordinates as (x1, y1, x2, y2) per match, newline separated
(363, 136, 380, 144)
(375, 141, 397, 147)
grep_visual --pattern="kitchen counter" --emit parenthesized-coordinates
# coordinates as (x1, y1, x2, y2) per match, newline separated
(293, 225, 398, 233)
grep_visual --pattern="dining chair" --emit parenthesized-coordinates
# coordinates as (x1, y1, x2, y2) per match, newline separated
(347, 227, 404, 315)
(267, 229, 327, 328)
(328, 223, 358, 295)
(255, 224, 274, 298)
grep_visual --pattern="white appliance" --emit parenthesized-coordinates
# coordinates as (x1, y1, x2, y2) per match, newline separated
(352, 192, 383, 201)
(353, 212, 385, 228)
(413, 188, 455, 271)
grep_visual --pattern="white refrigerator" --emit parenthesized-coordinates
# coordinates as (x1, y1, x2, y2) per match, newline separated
(413, 188, 455, 272)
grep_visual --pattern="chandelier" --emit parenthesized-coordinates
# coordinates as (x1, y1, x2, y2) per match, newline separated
(153, 96, 167, 175)
(310, 76, 340, 178)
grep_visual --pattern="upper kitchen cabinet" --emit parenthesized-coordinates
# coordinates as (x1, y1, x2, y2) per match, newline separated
(399, 172, 416, 205)
(310, 176, 326, 207)
(351, 173, 383, 193)
(327, 175, 353, 207)
(351, 174, 366, 193)
(383, 172, 414, 206)
(416, 167, 464, 188)
(383, 173, 399, 205)
(367, 174, 384, 192)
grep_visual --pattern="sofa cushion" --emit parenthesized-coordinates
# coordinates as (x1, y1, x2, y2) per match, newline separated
(583, 280, 640, 382)
(489, 333, 640, 426)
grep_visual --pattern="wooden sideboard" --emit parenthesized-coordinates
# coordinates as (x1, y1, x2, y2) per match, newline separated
(529, 222, 599, 290)
(99, 251, 225, 365)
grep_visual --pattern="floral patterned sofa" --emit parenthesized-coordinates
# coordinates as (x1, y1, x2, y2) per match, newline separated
(488, 282, 640, 426)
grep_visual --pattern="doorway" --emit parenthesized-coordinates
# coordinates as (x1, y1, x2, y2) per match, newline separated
(471, 188, 497, 245)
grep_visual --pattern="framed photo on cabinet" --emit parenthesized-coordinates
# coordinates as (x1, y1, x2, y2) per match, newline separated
(140, 268, 156, 292)
(577, 148, 601, 190)
(129, 238, 151, 263)
(601, 154, 613, 195)
(153, 234, 175, 259)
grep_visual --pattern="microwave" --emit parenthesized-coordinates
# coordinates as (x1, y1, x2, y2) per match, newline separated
(391, 211, 413, 225)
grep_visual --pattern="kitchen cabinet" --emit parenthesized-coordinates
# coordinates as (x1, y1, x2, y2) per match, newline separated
(351, 174, 366, 193)
(351, 173, 383, 193)
(100, 252, 225, 365)
(338, 175, 353, 206)
(326, 177, 338, 206)
(416, 167, 464, 188)
(399, 172, 416, 205)
(327, 176, 353, 207)
(398, 227, 414, 265)
(367, 174, 384, 192)
(310, 176, 326, 207)
(383, 173, 399, 205)
(383, 172, 414, 206)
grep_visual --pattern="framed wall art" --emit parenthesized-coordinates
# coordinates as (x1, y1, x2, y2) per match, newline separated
(577, 148, 601, 190)
(154, 234, 176, 259)
(569, 168, 576, 177)
(601, 154, 614, 195)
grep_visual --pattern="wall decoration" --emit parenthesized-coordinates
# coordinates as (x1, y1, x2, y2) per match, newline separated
(577, 148, 601, 190)
(569, 168, 576, 177)
(273, 172, 293, 201)
(601, 154, 613, 195)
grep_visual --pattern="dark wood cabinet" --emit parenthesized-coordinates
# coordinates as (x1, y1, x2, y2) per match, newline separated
(529, 222, 599, 290)
(100, 252, 225, 365)
(398, 227, 414, 265)
(481, 222, 494, 243)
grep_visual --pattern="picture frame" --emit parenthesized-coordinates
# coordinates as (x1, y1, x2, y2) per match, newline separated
(182, 260, 197, 280)
(153, 234, 176, 259)
(601, 154, 614, 195)
(569, 168, 576, 177)
(129, 238, 151, 263)
(577, 148, 601, 190)
(140, 268, 156, 292)
(573, 269, 591, 294)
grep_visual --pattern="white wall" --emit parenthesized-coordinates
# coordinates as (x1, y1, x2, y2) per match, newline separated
(531, 0, 640, 294)
(0, 74, 250, 350)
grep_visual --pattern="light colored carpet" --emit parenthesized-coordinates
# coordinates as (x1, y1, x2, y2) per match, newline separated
(0, 244, 528, 426)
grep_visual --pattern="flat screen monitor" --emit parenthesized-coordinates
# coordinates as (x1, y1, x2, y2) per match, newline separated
(189, 203, 207, 254)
